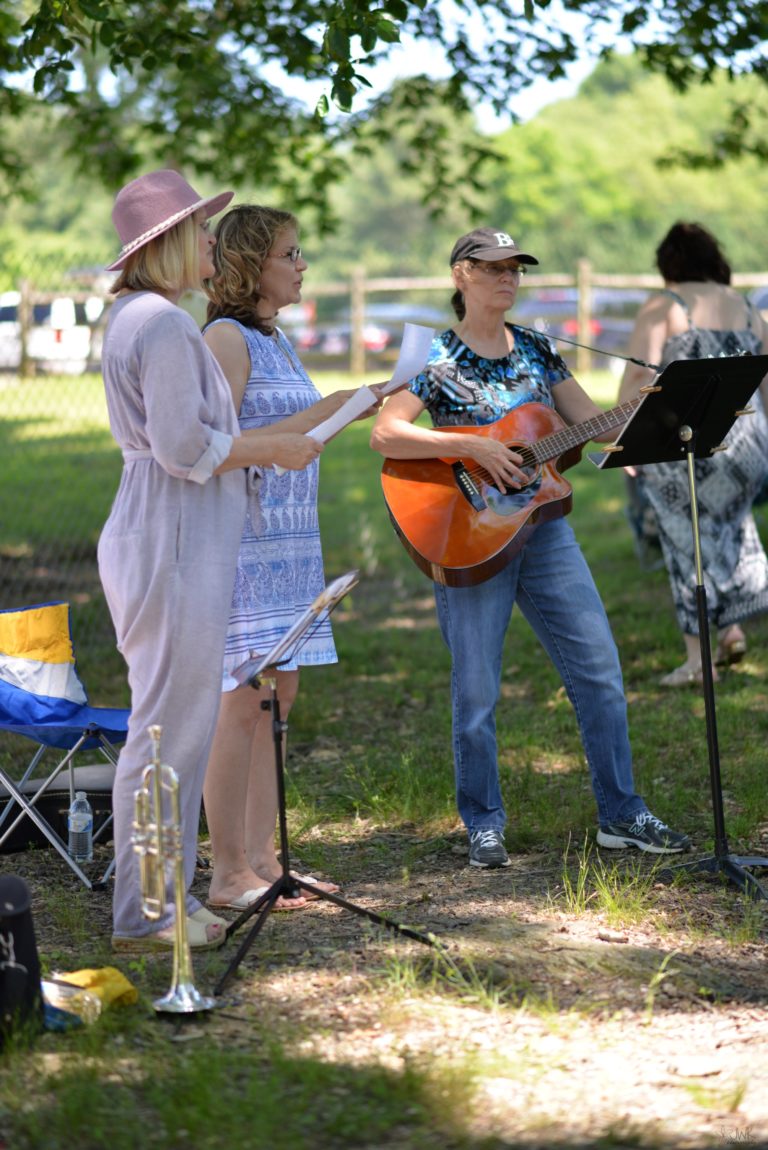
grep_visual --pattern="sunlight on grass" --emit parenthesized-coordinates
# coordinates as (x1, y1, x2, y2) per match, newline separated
(552, 834, 663, 927)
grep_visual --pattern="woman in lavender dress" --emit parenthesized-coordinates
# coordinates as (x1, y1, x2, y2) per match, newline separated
(98, 173, 320, 951)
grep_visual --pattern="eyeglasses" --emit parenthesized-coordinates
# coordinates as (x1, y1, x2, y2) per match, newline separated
(468, 260, 526, 278)
(270, 246, 302, 263)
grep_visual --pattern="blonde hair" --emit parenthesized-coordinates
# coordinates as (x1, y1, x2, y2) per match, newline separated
(205, 204, 297, 334)
(110, 212, 202, 295)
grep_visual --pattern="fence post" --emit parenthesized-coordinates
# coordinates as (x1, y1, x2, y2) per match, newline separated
(349, 266, 366, 375)
(576, 258, 592, 376)
(19, 279, 33, 379)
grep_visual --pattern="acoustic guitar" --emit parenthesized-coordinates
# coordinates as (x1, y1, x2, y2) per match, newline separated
(381, 397, 641, 587)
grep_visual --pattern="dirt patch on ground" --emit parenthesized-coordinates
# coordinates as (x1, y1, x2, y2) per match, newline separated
(8, 827, 768, 1149)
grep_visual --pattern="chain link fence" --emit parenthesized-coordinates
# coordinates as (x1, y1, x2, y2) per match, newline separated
(0, 251, 124, 698)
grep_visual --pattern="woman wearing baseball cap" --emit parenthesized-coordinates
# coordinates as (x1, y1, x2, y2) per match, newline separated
(371, 227, 690, 866)
(99, 169, 322, 952)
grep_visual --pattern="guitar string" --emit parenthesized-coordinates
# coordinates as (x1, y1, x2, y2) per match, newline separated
(458, 398, 641, 485)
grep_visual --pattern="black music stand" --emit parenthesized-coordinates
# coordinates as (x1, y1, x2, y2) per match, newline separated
(591, 354, 768, 901)
(215, 571, 438, 994)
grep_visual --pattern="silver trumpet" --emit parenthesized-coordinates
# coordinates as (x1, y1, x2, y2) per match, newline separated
(132, 725, 216, 1014)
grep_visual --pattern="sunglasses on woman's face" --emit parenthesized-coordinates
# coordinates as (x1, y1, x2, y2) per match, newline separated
(469, 260, 527, 278)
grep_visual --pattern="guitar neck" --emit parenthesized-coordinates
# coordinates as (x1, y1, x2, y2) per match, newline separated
(530, 397, 641, 465)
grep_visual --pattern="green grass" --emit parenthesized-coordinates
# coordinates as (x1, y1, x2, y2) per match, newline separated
(6, 364, 768, 850)
(2, 366, 768, 1147)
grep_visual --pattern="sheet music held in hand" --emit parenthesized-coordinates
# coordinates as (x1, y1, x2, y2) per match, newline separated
(272, 323, 434, 475)
(307, 322, 435, 445)
(230, 570, 360, 688)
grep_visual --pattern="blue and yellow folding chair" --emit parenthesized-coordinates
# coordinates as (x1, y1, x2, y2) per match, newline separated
(0, 601, 129, 889)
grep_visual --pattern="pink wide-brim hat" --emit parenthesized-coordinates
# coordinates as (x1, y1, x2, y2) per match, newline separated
(106, 169, 234, 272)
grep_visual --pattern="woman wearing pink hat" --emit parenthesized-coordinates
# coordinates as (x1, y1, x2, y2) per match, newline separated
(99, 169, 322, 952)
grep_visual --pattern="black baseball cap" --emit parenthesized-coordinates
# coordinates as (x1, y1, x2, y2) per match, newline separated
(449, 228, 539, 267)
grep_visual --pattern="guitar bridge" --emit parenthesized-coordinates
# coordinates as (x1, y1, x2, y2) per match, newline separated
(452, 461, 487, 511)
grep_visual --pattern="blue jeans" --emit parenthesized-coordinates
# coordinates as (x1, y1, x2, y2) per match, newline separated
(434, 518, 646, 833)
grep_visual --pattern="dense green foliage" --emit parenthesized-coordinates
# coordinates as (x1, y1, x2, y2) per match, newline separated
(1, 1, 766, 218)
(2, 51, 768, 280)
(301, 54, 768, 280)
(487, 54, 768, 273)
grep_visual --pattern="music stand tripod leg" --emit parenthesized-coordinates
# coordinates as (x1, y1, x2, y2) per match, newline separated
(215, 678, 438, 996)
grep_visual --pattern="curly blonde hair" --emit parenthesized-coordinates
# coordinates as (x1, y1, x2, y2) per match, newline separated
(205, 204, 298, 333)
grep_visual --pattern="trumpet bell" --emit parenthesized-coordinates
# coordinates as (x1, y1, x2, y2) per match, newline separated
(153, 984, 217, 1014)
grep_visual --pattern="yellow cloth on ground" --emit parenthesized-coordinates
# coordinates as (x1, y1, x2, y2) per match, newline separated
(57, 966, 139, 1007)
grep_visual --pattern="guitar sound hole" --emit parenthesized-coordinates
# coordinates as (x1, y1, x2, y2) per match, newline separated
(501, 442, 539, 493)
(507, 463, 539, 492)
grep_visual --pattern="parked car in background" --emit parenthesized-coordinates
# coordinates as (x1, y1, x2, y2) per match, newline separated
(293, 320, 394, 357)
(514, 287, 649, 371)
(0, 291, 105, 373)
(292, 302, 448, 360)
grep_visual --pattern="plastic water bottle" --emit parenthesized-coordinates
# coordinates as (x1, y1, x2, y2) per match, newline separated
(67, 791, 93, 863)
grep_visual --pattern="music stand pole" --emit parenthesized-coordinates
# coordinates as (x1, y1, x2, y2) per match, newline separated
(214, 574, 438, 996)
(670, 433, 768, 899)
(589, 354, 768, 901)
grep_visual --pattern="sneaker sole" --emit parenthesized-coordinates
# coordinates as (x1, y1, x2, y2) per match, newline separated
(596, 830, 687, 854)
(469, 857, 512, 868)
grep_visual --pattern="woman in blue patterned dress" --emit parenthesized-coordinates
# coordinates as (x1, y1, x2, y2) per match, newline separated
(202, 205, 375, 910)
(371, 228, 690, 865)
(619, 222, 768, 687)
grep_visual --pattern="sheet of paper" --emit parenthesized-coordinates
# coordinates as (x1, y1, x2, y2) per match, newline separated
(306, 385, 378, 446)
(378, 321, 436, 394)
(306, 322, 435, 444)
(274, 322, 435, 471)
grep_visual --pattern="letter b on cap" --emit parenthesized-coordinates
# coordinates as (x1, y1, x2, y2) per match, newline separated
(494, 233, 515, 247)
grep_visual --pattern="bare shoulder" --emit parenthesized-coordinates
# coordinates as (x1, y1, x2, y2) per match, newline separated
(203, 318, 246, 355)
(636, 291, 678, 321)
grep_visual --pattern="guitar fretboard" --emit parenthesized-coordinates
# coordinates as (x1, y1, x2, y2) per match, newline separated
(516, 397, 641, 468)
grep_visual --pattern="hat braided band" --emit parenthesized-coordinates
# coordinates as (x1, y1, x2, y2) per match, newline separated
(115, 199, 204, 261)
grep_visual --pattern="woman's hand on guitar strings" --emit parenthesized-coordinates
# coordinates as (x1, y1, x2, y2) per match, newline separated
(470, 436, 526, 491)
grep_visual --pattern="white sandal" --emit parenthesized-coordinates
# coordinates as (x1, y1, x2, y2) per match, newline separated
(659, 661, 717, 687)
(112, 916, 225, 952)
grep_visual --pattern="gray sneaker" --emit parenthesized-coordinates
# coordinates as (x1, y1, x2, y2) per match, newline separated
(469, 828, 511, 868)
(596, 811, 691, 854)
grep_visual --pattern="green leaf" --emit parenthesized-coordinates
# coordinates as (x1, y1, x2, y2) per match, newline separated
(324, 24, 350, 62)
(375, 18, 401, 45)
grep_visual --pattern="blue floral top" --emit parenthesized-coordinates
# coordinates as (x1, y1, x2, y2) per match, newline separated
(409, 325, 571, 426)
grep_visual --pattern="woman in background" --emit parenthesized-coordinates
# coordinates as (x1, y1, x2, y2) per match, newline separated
(619, 222, 768, 686)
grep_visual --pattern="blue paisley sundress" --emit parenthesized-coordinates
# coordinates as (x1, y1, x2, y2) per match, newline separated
(207, 319, 337, 688)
